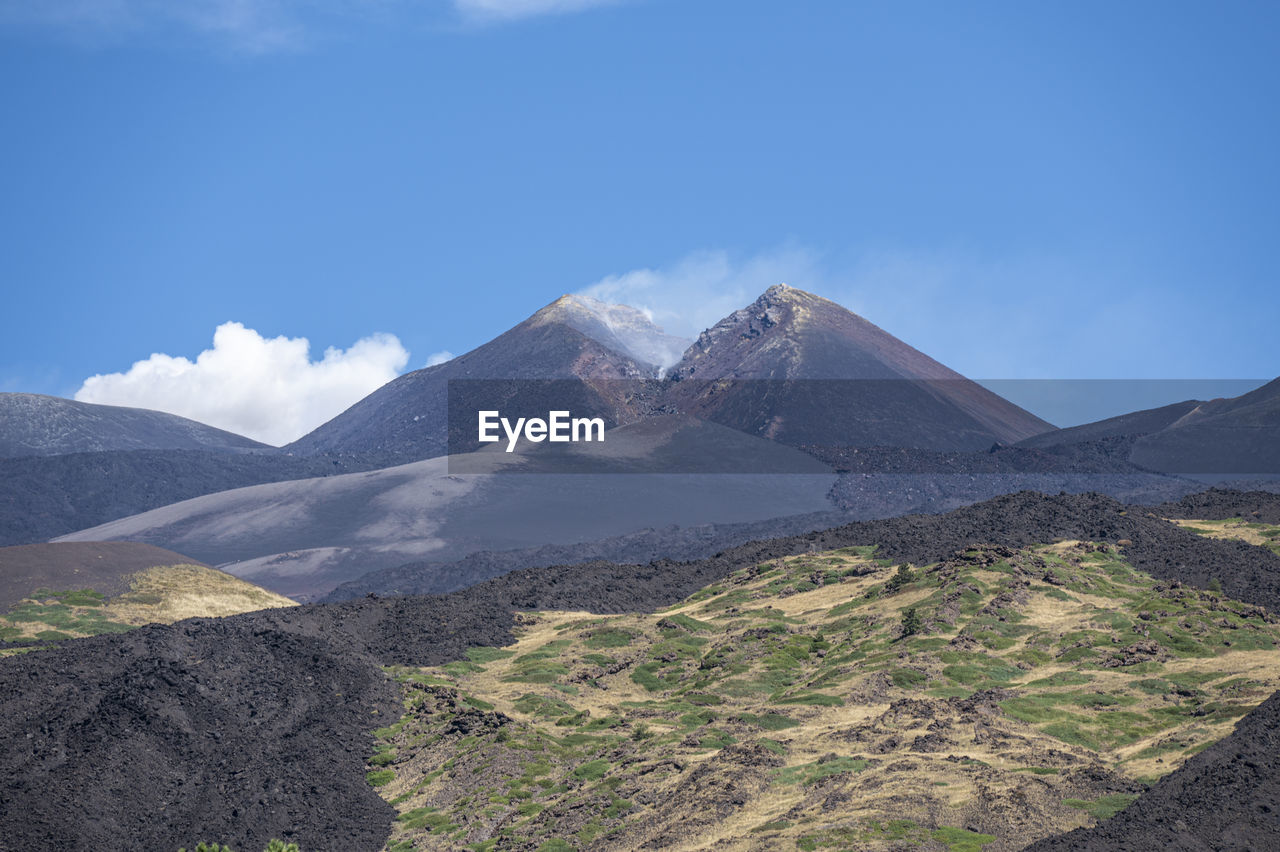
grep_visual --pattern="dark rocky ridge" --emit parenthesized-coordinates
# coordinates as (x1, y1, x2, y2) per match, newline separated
(827, 470, 1198, 523)
(0, 620, 401, 851)
(805, 436, 1149, 475)
(1020, 377, 1280, 476)
(1156, 488, 1280, 525)
(0, 393, 267, 457)
(6, 490, 1280, 849)
(1018, 399, 1202, 450)
(1129, 377, 1280, 474)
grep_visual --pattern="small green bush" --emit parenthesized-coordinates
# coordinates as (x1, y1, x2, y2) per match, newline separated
(900, 607, 923, 637)
(886, 564, 916, 592)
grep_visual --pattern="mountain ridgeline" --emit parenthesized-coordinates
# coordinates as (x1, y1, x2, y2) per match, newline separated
(283, 296, 675, 462)
(1020, 377, 1280, 475)
(664, 285, 1052, 450)
(286, 285, 1055, 465)
(3, 286, 1276, 564)
(0, 393, 269, 457)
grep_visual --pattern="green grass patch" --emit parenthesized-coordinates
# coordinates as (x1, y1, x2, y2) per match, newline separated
(583, 628, 636, 649)
(58, 589, 106, 607)
(466, 646, 516, 663)
(571, 759, 611, 781)
(514, 693, 576, 718)
(366, 769, 395, 787)
(398, 807, 456, 832)
(535, 839, 577, 852)
(1064, 794, 1139, 820)
(1024, 671, 1094, 688)
(736, 712, 800, 731)
(931, 826, 997, 851)
(773, 756, 867, 786)
(889, 668, 928, 688)
(630, 662, 667, 692)
(1042, 721, 1105, 751)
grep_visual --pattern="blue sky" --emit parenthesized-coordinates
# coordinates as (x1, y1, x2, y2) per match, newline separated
(1, 0, 1277, 441)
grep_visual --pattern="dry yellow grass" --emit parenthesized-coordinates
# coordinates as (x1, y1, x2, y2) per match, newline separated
(0, 563, 296, 641)
(1169, 518, 1275, 547)
(103, 563, 297, 625)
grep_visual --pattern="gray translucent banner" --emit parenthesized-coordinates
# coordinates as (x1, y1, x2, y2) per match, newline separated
(445, 378, 1278, 475)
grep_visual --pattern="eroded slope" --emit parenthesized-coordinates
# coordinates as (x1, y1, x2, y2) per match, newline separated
(371, 542, 1280, 851)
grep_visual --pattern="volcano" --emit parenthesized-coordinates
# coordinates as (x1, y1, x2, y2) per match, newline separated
(284, 295, 686, 463)
(664, 284, 1054, 450)
(288, 286, 1054, 462)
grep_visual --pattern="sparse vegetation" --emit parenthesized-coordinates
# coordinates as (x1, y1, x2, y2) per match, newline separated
(885, 563, 916, 592)
(0, 567, 296, 643)
(365, 540, 1280, 851)
(1064, 793, 1139, 820)
(1170, 517, 1280, 558)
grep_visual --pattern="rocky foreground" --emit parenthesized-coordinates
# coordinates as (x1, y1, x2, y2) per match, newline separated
(1, 490, 1279, 850)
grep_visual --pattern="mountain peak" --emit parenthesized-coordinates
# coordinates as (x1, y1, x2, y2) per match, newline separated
(743, 283, 820, 315)
(667, 284, 1053, 448)
(758, 282, 800, 304)
(528, 293, 691, 370)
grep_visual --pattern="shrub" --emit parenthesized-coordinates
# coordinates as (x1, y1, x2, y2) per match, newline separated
(900, 607, 923, 637)
(886, 564, 916, 593)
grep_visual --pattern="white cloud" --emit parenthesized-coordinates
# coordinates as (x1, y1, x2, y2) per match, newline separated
(577, 246, 824, 340)
(0, 0, 629, 49)
(0, 0, 307, 52)
(425, 349, 455, 367)
(75, 322, 409, 446)
(452, 0, 624, 23)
